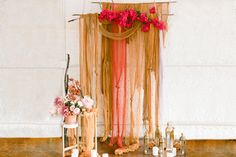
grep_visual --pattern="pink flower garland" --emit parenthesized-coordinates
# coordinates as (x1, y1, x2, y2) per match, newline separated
(98, 6, 166, 32)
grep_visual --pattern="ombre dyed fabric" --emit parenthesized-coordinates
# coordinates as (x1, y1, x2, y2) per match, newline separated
(79, 2, 169, 154)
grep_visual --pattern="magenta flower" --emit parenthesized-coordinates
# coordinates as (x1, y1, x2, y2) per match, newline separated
(141, 23, 151, 32)
(149, 6, 156, 14)
(137, 13, 149, 23)
(152, 18, 166, 30)
(129, 9, 138, 22)
(98, 9, 110, 21)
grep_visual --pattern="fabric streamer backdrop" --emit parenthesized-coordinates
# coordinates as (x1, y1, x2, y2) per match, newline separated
(79, 2, 169, 154)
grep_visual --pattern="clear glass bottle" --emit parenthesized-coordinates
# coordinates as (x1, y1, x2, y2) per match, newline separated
(179, 133, 186, 155)
(158, 136, 164, 157)
(144, 130, 149, 154)
(143, 120, 149, 154)
(155, 127, 161, 147)
(165, 122, 174, 152)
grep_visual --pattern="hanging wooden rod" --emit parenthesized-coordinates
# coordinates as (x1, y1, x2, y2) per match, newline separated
(91, 0, 177, 4)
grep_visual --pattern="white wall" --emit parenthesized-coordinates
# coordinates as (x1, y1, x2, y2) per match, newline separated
(0, 0, 65, 137)
(0, 0, 236, 139)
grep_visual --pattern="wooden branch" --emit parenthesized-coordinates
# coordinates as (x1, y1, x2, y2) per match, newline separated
(64, 54, 70, 95)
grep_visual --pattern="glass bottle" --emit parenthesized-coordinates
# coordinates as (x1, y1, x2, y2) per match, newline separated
(144, 130, 149, 154)
(158, 136, 164, 157)
(179, 133, 186, 155)
(155, 127, 161, 147)
(143, 120, 149, 154)
(165, 122, 174, 152)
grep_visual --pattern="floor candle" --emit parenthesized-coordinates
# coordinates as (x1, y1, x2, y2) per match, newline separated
(102, 153, 109, 157)
(71, 149, 79, 157)
(152, 146, 159, 156)
(91, 149, 97, 157)
(173, 148, 176, 156)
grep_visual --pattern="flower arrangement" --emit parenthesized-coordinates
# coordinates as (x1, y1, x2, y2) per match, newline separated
(98, 6, 166, 32)
(52, 78, 94, 118)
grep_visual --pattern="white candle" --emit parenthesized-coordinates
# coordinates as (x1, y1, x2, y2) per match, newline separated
(173, 148, 176, 156)
(152, 146, 159, 156)
(91, 149, 97, 157)
(167, 152, 173, 157)
(71, 149, 79, 157)
(102, 153, 109, 157)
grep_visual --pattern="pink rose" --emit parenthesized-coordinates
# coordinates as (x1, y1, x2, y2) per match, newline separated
(73, 108, 80, 115)
(54, 97, 64, 108)
(61, 106, 69, 117)
(149, 6, 156, 14)
(70, 105, 75, 111)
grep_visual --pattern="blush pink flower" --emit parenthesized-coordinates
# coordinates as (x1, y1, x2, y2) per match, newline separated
(73, 108, 80, 115)
(82, 96, 94, 110)
(61, 106, 69, 117)
(149, 6, 156, 14)
(54, 97, 64, 108)
(70, 105, 75, 111)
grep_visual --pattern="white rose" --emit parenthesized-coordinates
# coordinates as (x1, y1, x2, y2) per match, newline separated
(78, 101, 83, 107)
(82, 96, 94, 109)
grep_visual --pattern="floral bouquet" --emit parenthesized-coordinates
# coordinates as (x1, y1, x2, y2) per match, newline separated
(52, 78, 94, 119)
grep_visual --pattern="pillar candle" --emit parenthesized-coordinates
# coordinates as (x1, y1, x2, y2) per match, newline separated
(173, 148, 176, 156)
(152, 146, 159, 156)
(102, 153, 109, 157)
(71, 149, 79, 157)
(167, 152, 173, 157)
(91, 149, 97, 157)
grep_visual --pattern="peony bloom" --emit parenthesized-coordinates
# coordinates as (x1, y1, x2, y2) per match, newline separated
(61, 106, 69, 117)
(141, 23, 151, 32)
(82, 96, 94, 110)
(54, 97, 64, 108)
(149, 6, 156, 14)
(70, 105, 75, 111)
(73, 108, 80, 115)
